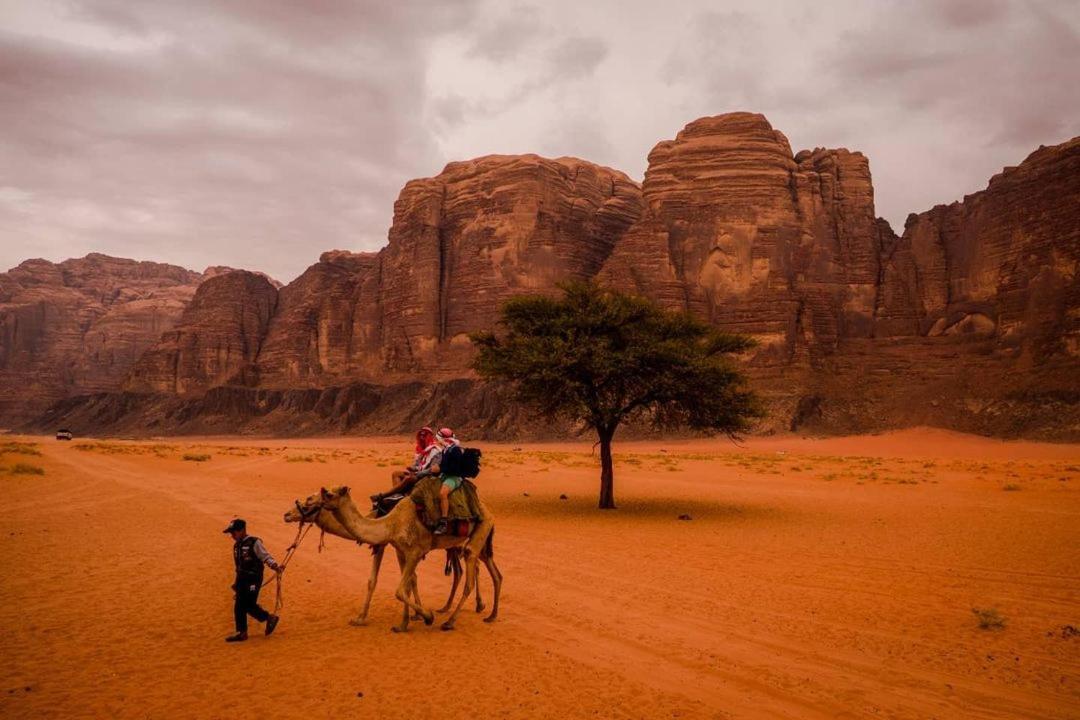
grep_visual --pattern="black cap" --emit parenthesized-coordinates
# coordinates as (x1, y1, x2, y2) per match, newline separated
(223, 518, 246, 534)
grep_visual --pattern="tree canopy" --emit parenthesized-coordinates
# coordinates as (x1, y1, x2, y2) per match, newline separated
(471, 282, 761, 508)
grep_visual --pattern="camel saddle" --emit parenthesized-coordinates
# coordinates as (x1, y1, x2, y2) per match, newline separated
(371, 492, 405, 518)
(408, 475, 482, 533)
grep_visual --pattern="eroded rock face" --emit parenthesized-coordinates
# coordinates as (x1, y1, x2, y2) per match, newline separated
(255, 250, 380, 387)
(7, 116, 1079, 439)
(125, 271, 278, 396)
(376, 154, 643, 377)
(599, 113, 881, 368)
(876, 138, 1080, 361)
(0, 254, 203, 424)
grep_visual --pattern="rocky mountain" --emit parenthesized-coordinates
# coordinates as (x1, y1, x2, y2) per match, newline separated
(0, 254, 205, 424)
(7, 114, 1079, 439)
(124, 271, 279, 395)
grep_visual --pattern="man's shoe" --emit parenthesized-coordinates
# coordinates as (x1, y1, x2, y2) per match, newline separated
(433, 518, 449, 536)
(225, 632, 248, 643)
(265, 615, 279, 636)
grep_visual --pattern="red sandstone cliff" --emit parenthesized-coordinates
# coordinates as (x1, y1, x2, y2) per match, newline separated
(254, 154, 642, 387)
(124, 271, 279, 395)
(7, 115, 1079, 439)
(598, 113, 881, 368)
(0, 254, 204, 424)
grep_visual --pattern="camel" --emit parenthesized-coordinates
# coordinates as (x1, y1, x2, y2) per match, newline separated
(314, 485, 500, 632)
(284, 492, 485, 625)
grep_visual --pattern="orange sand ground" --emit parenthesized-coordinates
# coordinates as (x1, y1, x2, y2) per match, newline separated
(1, 428, 1077, 719)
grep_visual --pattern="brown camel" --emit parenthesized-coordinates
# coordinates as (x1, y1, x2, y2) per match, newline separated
(315, 485, 501, 632)
(284, 493, 484, 624)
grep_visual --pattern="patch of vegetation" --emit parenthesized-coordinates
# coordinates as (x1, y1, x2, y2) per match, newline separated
(11, 463, 45, 475)
(74, 442, 177, 456)
(182, 453, 211, 462)
(0, 441, 41, 456)
(286, 455, 316, 463)
(972, 607, 1005, 630)
(1002, 483, 1021, 491)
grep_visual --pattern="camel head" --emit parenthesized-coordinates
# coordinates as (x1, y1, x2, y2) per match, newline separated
(284, 491, 324, 524)
(317, 485, 351, 511)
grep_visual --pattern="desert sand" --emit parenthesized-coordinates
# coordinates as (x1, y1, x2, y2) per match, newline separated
(1, 428, 1077, 719)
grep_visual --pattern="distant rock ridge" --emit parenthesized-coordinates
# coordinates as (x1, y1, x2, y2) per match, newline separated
(4, 113, 1078, 439)
(124, 271, 279, 395)
(0, 253, 205, 422)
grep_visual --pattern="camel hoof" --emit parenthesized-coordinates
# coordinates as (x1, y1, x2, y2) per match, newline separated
(391, 625, 408, 634)
(349, 619, 368, 627)
(440, 622, 456, 631)
(483, 615, 497, 623)
(423, 613, 435, 626)
(475, 603, 486, 613)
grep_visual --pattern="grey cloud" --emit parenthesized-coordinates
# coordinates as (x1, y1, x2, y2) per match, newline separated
(0, 0, 479, 280)
(1, 0, 1076, 281)
(466, 5, 544, 62)
(548, 36, 608, 79)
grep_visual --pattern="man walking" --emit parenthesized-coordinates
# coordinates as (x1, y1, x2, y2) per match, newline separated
(223, 518, 281, 642)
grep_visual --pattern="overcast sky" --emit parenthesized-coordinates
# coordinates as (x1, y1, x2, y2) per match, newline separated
(1, 0, 1077, 282)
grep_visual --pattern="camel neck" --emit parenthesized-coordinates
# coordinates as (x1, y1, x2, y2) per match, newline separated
(315, 511, 356, 541)
(329, 496, 390, 546)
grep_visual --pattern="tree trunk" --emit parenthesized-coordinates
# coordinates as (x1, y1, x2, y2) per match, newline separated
(597, 425, 616, 509)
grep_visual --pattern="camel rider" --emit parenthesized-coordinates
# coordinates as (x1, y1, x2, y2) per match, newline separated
(224, 518, 281, 643)
(432, 427, 462, 536)
(375, 426, 440, 501)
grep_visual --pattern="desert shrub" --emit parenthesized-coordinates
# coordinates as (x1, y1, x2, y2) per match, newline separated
(972, 607, 1005, 630)
(288, 454, 328, 463)
(182, 453, 211, 462)
(0, 442, 41, 456)
(1003, 483, 1021, 491)
(11, 463, 45, 475)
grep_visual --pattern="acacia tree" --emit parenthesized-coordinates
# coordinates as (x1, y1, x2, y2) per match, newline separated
(471, 282, 761, 509)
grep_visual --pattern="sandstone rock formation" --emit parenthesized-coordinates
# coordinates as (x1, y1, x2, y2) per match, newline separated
(248, 154, 642, 388)
(6, 114, 1079, 439)
(0, 254, 203, 424)
(125, 271, 278, 395)
(876, 138, 1080, 358)
(255, 250, 379, 387)
(374, 154, 642, 377)
(598, 112, 881, 368)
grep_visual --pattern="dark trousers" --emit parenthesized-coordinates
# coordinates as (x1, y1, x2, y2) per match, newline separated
(233, 577, 269, 633)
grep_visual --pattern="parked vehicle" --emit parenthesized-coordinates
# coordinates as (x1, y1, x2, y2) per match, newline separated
(55, 428, 73, 441)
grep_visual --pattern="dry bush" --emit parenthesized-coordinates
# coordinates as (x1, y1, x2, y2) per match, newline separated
(0, 441, 41, 456)
(182, 453, 211, 462)
(972, 607, 1005, 630)
(11, 463, 45, 475)
(1003, 483, 1021, 491)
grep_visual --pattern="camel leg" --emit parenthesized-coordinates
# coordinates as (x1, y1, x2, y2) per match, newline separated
(396, 547, 425, 620)
(474, 552, 486, 613)
(480, 553, 502, 623)
(441, 551, 479, 631)
(391, 552, 433, 632)
(437, 549, 462, 613)
(350, 544, 385, 626)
